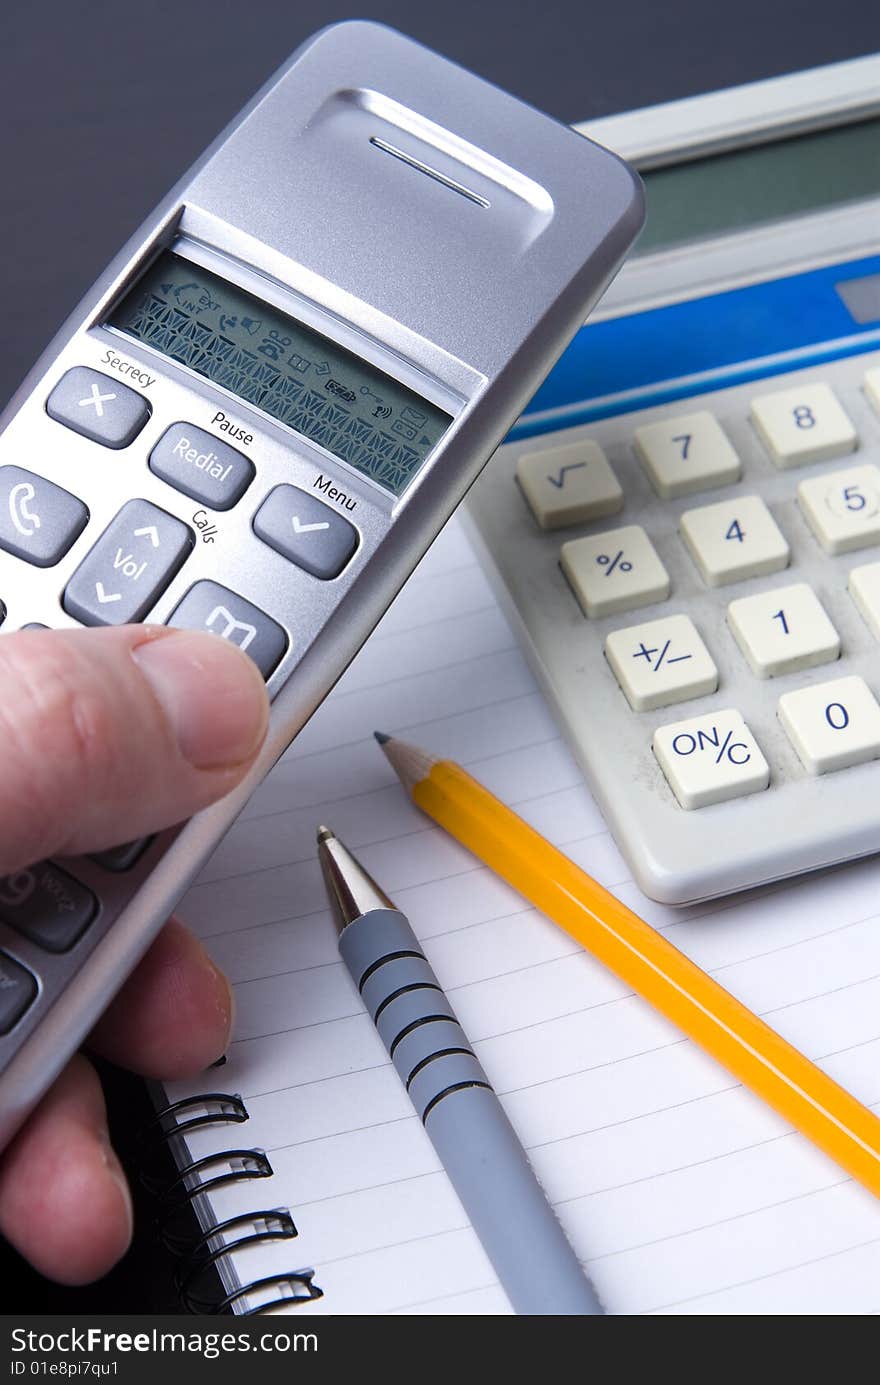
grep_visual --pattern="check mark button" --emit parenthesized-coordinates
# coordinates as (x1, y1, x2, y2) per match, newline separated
(253, 484, 358, 579)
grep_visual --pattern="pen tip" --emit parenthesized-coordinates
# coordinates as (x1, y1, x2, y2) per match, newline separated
(316, 824, 335, 845)
(373, 730, 391, 745)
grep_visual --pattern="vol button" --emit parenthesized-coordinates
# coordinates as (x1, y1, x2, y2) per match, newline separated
(63, 499, 193, 627)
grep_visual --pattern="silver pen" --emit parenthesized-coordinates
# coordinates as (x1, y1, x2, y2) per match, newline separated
(317, 826, 603, 1316)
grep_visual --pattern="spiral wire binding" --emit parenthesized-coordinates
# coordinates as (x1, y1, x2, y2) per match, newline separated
(140, 1090, 323, 1313)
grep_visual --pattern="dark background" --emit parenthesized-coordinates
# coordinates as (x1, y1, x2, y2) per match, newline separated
(2, 0, 880, 1311)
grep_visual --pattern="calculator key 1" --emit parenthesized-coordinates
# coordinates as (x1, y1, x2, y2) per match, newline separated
(727, 582, 840, 679)
(634, 410, 741, 499)
(0, 863, 97, 953)
(0, 467, 89, 569)
(63, 500, 193, 626)
(679, 494, 789, 587)
(516, 440, 623, 530)
(253, 484, 358, 579)
(167, 581, 288, 680)
(46, 366, 151, 449)
(0, 954, 37, 1034)
(797, 463, 880, 555)
(778, 675, 880, 774)
(561, 524, 670, 619)
(848, 561, 880, 641)
(653, 708, 769, 809)
(605, 614, 717, 711)
(750, 382, 857, 468)
(149, 423, 255, 511)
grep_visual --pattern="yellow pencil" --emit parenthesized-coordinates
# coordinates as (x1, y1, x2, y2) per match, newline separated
(376, 731, 880, 1199)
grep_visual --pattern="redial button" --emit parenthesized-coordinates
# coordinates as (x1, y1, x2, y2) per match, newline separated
(149, 423, 255, 510)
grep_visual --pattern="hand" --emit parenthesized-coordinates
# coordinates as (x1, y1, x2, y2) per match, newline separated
(0, 624, 270, 1284)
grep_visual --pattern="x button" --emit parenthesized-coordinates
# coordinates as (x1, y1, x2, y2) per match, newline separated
(46, 366, 151, 449)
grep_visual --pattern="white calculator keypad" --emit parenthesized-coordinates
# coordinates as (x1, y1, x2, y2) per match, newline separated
(750, 382, 858, 468)
(797, 463, 880, 554)
(634, 410, 741, 498)
(605, 614, 717, 711)
(516, 440, 622, 530)
(727, 582, 840, 678)
(778, 676, 880, 774)
(560, 524, 669, 618)
(679, 494, 789, 586)
(653, 709, 769, 809)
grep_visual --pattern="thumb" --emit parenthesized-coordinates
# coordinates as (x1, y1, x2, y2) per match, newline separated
(0, 625, 270, 874)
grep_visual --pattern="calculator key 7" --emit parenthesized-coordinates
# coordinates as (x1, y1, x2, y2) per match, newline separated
(634, 410, 741, 499)
(750, 382, 857, 468)
(778, 676, 880, 774)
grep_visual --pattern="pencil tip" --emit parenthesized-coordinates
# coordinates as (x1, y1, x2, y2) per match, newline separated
(373, 731, 390, 745)
(316, 824, 335, 844)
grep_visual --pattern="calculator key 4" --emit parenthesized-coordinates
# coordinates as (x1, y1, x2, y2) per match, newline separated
(679, 494, 789, 587)
(605, 614, 717, 712)
(560, 524, 670, 619)
(634, 410, 741, 499)
(653, 709, 769, 809)
(63, 500, 194, 626)
(797, 463, 880, 555)
(778, 676, 880, 774)
(727, 582, 840, 678)
(0, 467, 89, 568)
(750, 382, 857, 468)
(516, 440, 623, 530)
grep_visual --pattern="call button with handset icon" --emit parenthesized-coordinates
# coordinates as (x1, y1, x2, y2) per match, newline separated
(0, 466, 89, 567)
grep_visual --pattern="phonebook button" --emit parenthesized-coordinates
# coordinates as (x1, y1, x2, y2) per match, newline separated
(166, 580, 288, 680)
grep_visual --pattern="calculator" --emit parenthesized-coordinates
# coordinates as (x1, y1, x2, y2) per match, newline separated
(465, 55, 880, 904)
(0, 22, 642, 1148)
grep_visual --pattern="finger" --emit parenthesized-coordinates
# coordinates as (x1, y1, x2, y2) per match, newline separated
(0, 1054, 132, 1284)
(88, 916, 233, 1078)
(0, 625, 269, 873)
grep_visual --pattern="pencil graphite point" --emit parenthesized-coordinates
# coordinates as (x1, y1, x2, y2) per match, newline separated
(373, 730, 390, 744)
(316, 824, 335, 844)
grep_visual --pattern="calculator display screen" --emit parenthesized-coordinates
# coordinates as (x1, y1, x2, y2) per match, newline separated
(110, 251, 451, 496)
(636, 115, 880, 257)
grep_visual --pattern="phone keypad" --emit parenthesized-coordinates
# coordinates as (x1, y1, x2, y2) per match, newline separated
(46, 367, 151, 449)
(63, 499, 194, 626)
(0, 468, 89, 567)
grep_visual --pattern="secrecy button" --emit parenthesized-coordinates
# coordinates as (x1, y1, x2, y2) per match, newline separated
(149, 423, 255, 511)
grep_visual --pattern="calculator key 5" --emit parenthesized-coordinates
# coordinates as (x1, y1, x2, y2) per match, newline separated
(167, 581, 288, 680)
(634, 410, 741, 499)
(778, 676, 880, 774)
(727, 582, 840, 679)
(679, 495, 789, 587)
(516, 440, 623, 530)
(45, 366, 151, 449)
(63, 500, 194, 627)
(561, 524, 670, 619)
(605, 614, 717, 712)
(653, 708, 769, 810)
(0, 864, 97, 953)
(0, 467, 89, 568)
(750, 382, 857, 468)
(797, 463, 880, 555)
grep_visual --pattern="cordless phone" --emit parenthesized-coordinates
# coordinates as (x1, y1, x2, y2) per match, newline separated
(0, 21, 642, 1148)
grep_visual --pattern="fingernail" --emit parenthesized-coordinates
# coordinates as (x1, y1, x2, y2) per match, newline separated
(133, 632, 269, 769)
(100, 1136, 134, 1243)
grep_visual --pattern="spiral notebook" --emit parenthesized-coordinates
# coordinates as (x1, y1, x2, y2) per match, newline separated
(152, 515, 880, 1315)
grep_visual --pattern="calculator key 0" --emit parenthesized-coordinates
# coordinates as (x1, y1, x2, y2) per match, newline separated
(797, 464, 880, 555)
(778, 676, 880, 775)
(253, 485, 358, 579)
(0, 954, 37, 1034)
(63, 499, 193, 626)
(605, 614, 717, 712)
(653, 709, 769, 810)
(560, 525, 670, 619)
(516, 440, 623, 530)
(679, 494, 789, 588)
(848, 561, 880, 641)
(0, 863, 97, 953)
(634, 411, 741, 499)
(45, 366, 151, 449)
(167, 581, 287, 680)
(749, 382, 857, 469)
(0, 467, 89, 568)
(727, 582, 840, 679)
(149, 423, 255, 510)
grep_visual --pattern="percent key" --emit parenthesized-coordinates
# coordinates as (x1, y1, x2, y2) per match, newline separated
(561, 524, 670, 618)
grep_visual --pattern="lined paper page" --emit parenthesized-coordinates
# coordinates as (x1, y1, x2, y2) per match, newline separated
(163, 516, 880, 1315)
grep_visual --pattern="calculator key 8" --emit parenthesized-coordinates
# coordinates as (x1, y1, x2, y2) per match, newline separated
(750, 382, 857, 468)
